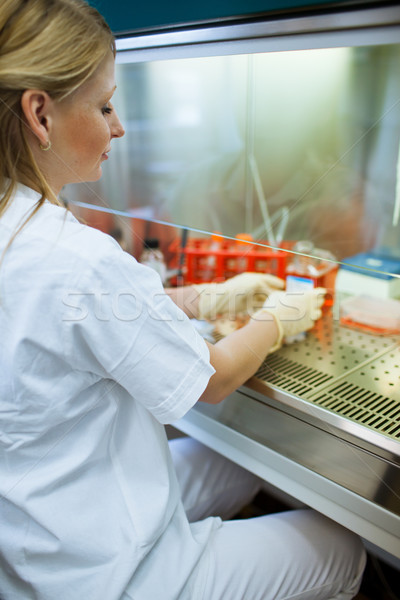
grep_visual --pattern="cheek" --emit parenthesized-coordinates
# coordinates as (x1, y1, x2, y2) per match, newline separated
(86, 120, 110, 159)
(63, 113, 109, 160)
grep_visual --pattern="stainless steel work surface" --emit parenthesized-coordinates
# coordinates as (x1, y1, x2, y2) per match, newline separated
(244, 313, 400, 516)
(176, 313, 400, 558)
(249, 313, 400, 456)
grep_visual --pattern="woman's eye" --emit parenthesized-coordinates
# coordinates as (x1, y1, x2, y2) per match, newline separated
(102, 105, 113, 115)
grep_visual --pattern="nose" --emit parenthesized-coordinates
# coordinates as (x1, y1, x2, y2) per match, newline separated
(111, 109, 125, 139)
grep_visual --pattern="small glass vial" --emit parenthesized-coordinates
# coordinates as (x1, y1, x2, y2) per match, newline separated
(286, 240, 337, 306)
(139, 238, 167, 284)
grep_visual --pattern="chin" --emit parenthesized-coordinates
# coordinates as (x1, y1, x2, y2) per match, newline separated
(83, 168, 103, 183)
(60, 166, 103, 188)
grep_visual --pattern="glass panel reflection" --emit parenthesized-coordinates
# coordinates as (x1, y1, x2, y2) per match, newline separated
(65, 42, 400, 281)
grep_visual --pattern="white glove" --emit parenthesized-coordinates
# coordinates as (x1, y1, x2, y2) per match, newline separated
(194, 272, 285, 320)
(253, 288, 326, 352)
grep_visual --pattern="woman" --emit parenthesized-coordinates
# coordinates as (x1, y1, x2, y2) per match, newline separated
(0, 1, 366, 599)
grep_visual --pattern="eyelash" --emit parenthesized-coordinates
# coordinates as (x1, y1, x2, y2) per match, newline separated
(102, 105, 113, 115)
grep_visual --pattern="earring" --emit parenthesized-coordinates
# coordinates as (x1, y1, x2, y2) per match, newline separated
(39, 140, 52, 151)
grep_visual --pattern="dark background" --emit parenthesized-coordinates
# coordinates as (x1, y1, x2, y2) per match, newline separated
(88, 0, 372, 34)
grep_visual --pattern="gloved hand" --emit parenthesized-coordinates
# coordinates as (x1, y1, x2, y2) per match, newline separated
(253, 288, 326, 353)
(194, 272, 285, 320)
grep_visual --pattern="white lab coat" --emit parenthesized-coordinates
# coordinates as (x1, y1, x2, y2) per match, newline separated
(0, 184, 366, 600)
(0, 184, 217, 600)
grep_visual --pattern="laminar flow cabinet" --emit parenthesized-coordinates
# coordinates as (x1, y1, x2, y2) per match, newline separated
(66, 3, 400, 562)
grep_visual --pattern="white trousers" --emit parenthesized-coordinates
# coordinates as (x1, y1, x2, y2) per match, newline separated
(170, 437, 366, 600)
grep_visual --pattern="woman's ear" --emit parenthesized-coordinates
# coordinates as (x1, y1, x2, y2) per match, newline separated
(21, 90, 53, 147)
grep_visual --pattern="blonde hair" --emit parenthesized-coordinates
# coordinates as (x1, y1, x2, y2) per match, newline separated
(0, 0, 115, 220)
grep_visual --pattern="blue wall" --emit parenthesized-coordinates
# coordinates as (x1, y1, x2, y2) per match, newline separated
(89, 0, 354, 35)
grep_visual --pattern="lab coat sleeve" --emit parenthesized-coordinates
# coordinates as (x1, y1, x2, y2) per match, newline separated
(62, 243, 215, 424)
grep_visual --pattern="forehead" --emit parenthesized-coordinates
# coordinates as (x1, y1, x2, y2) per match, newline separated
(70, 53, 116, 103)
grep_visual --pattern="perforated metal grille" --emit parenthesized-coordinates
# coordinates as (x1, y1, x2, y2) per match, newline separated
(310, 382, 400, 439)
(253, 315, 400, 441)
(275, 315, 398, 376)
(256, 355, 334, 397)
(306, 349, 400, 439)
